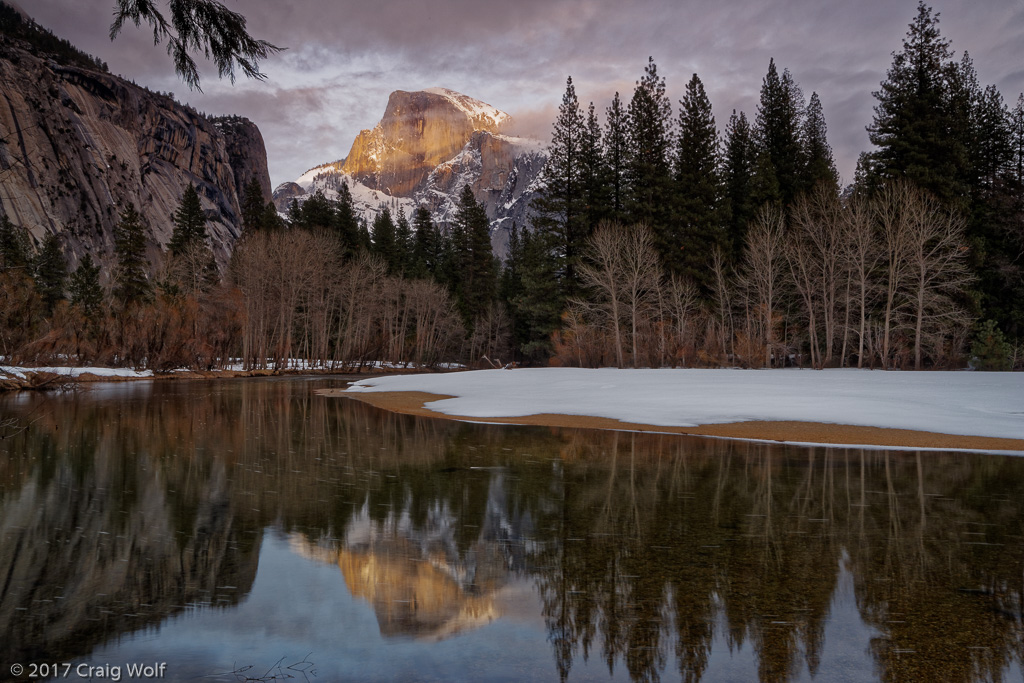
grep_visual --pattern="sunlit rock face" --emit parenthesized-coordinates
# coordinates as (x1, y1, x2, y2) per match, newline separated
(342, 88, 508, 197)
(0, 42, 271, 268)
(275, 88, 546, 256)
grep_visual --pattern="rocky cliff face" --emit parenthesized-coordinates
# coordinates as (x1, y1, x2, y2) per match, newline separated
(0, 35, 271, 269)
(276, 88, 545, 256)
(343, 88, 510, 197)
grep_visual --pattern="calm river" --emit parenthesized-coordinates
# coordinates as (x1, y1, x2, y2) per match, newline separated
(0, 378, 1022, 682)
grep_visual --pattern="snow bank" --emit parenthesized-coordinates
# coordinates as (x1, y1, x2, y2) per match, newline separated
(346, 367, 1024, 441)
(1, 365, 154, 379)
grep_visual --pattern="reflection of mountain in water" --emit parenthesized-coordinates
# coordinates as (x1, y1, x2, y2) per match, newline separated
(290, 471, 536, 639)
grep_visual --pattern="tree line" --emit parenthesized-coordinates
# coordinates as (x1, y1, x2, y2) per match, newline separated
(514, 1, 1021, 370)
(0, 176, 506, 371)
(0, 2, 1020, 372)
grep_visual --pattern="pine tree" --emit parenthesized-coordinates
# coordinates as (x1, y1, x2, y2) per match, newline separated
(532, 76, 586, 298)
(333, 180, 361, 253)
(512, 227, 563, 362)
(604, 92, 628, 222)
(866, 2, 965, 203)
(722, 110, 757, 257)
(500, 222, 525, 362)
(580, 102, 608, 234)
(973, 84, 1012, 193)
(626, 57, 674, 233)
(300, 189, 334, 229)
(0, 214, 32, 272)
(262, 201, 283, 231)
(287, 198, 302, 226)
(753, 58, 805, 208)
(169, 183, 207, 255)
(240, 177, 266, 233)
(113, 203, 151, 306)
(371, 207, 398, 273)
(169, 183, 216, 293)
(410, 206, 440, 279)
(394, 208, 412, 275)
(34, 233, 68, 313)
(801, 92, 839, 191)
(69, 254, 104, 321)
(673, 72, 725, 288)
(356, 218, 372, 252)
(1011, 94, 1024, 185)
(452, 185, 497, 326)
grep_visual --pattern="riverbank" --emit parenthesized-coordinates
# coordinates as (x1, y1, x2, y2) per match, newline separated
(326, 367, 1024, 453)
(0, 363, 436, 392)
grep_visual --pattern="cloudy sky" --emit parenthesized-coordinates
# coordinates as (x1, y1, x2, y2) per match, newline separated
(21, 0, 1024, 188)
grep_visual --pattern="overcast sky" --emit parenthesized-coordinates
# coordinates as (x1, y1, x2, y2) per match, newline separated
(20, 0, 1024, 189)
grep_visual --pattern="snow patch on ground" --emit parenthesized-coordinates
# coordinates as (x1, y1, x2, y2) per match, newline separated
(1, 365, 154, 379)
(346, 367, 1024, 442)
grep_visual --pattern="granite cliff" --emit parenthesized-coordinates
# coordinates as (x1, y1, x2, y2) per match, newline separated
(0, 24, 271, 269)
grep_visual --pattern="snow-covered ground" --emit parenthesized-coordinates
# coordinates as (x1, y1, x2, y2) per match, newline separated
(1, 365, 154, 379)
(346, 367, 1024, 441)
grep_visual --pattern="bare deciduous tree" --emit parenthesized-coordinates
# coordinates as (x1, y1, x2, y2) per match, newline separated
(739, 204, 787, 367)
(787, 184, 845, 368)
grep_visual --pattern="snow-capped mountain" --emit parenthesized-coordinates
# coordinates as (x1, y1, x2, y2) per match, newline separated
(274, 88, 547, 256)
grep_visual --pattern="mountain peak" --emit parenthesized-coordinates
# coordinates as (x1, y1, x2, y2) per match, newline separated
(341, 88, 513, 196)
(420, 87, 511, 130)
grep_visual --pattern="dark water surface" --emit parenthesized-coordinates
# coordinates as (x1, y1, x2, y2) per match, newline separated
(1, 378, 1022, 682)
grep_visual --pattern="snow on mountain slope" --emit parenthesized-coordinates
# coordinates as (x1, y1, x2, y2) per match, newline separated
(422, 87, 512, 129)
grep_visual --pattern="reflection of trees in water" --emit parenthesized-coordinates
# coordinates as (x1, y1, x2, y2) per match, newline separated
(529, 433, 1024, 683)
(1, 381, 1022, 681)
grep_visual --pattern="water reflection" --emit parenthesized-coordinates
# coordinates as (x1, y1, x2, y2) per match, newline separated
(0, 379, 1022, 682)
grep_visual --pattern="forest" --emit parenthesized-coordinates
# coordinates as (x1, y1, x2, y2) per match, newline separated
(0, 2, 1021, 372)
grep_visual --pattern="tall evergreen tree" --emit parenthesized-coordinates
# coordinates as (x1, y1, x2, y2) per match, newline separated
(410, 206, 440, 279)
(333, 180, 361, 253)
(240, 177, 266, 233)
(512, 227, 563, 362)
(113, 203, 151, 306)
(580, 101, 608, 234)
(262, 201, 284, 231)
(0, 214, 32, 272)
(801, 92, 839, 191)
(625, 57, 674, 234)
(169, 183, 207, 255)
(604, 92, 628, 222)
(972, 84, 1012, 193)
(1011, 94, 1024, 185)
(371, 207, 398, 273)
(532, 76, 586, 298)
(500, 222, 525, 361)
(34, 233, 67, 314)
(394, 208, 412, 275)
(722, 110, 757, 257)
(69, 254, 104, 321)
(287, 198, 302, 226)
(169, 183, 216, 292)
(866, 2, 965, 203)
(673, 72, 725, 288)
(753, 58, 805, 209)
(356, 218, 372, 252)
(299, 189, 334, 230)
(451, 185, 497, 325)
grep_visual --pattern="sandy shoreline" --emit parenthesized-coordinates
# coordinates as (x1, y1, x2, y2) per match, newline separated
(324, 388, 1024, 453)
